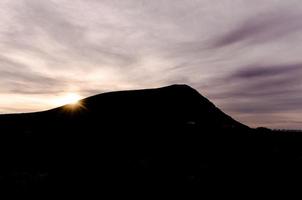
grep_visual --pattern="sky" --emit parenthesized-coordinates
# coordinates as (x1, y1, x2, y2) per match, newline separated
(0, 0, 302, 129)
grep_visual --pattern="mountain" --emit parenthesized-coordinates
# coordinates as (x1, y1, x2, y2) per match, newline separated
(0, 84, 301, 195)
(49, 84, 248, 129)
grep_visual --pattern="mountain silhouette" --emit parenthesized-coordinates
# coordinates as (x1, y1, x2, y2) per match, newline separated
(0, 84, 301, 195)
(49, 84, 249, 130)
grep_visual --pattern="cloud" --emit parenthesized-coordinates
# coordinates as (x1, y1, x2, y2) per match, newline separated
(208, 63, 302, 100)
(4, 0, 138, 70)
(213, 10, 302, 48)
(202, 62, 302, 128)
(0, 55, 66, 94)
(232, 63, 302, 79)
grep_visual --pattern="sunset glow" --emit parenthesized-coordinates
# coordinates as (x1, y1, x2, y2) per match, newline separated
(52, 93, 82, 107)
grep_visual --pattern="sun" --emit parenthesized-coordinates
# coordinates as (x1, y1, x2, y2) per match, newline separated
(53, 93, 82, 107)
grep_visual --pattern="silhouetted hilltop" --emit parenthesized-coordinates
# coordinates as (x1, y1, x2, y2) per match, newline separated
(0, 84, 301, 195)
(46, 84, 249, 129)
(0, 84, 249, 139)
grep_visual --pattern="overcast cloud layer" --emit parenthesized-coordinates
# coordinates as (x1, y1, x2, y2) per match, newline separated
(1, 0, 302, 129)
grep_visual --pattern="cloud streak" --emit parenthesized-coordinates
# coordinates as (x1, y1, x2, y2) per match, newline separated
(213, 10, 302, 48)
(204, 63, 302, 128)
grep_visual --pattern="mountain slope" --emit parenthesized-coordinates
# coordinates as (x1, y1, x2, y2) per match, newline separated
(0, 84, 301, 195)
(44, 84, 249, 130)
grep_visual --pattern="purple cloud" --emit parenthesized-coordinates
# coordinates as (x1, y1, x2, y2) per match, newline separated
(213, 11, 302, 47)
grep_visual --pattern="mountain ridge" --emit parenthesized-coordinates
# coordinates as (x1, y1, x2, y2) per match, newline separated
(41, 84, 249, 130)
(0, 84, 301, 195)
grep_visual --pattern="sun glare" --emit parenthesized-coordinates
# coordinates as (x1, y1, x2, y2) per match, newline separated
(53, 93, 82, 107)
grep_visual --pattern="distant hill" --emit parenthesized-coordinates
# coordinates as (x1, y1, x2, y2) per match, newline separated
(0, 84, 301, 195)
(46, 84, 249, 129)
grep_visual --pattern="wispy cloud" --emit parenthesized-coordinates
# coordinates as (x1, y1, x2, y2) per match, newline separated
(213, 10, 302, 48)
(204, 63, 302, 128)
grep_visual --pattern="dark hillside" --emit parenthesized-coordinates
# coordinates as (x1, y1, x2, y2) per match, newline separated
(0, 84, 301, 195)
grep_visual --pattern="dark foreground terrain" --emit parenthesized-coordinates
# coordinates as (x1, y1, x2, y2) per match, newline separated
(0, 84, 302, 196)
